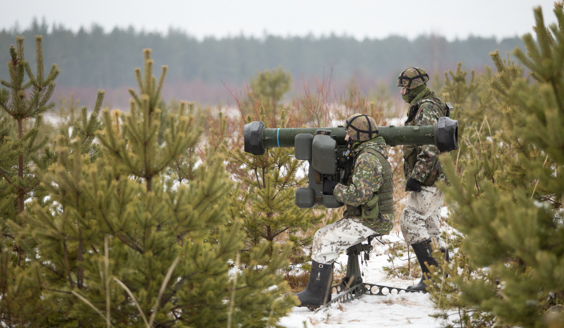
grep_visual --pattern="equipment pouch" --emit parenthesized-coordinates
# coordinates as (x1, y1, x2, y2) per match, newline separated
(403, 145, 417, 175)
(361, 194, 379, 220)
(422, 158, 441, 186)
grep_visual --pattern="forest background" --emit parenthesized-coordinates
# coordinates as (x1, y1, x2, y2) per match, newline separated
(0, 19, 525, 108)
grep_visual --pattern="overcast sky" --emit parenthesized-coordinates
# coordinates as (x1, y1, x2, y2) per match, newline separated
(0, 0, 559, 41)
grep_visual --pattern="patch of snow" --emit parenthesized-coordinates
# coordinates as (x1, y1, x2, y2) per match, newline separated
(280, 233, 451, 328)
(281, 292, 442, 328)
(440, 206, 450, 218)
(387, 117, 405, 127)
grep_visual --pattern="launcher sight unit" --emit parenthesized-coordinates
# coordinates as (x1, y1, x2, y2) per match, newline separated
(244, 117, 458, 209)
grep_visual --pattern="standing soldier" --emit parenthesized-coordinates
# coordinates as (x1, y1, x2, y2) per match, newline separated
(397, 67, 448, 292)
(295, 113, 394, 308)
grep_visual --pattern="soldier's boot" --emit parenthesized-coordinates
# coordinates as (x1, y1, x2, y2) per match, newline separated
(406, 239, 438, 292)
(295, 261, 333, 309)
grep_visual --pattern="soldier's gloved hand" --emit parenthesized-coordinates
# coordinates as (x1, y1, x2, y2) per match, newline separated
(323, 179, 339, 195)
(405, 178, 422, 192)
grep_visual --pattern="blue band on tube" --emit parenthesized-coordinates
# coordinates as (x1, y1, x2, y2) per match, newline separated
(277, 129, 280, 147)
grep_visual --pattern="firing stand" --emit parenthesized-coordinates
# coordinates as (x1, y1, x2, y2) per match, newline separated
(321, 235, 421, 311)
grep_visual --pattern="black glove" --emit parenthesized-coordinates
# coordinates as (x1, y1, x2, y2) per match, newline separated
(405, 178, 422, 192)
(323, 179, 339, 195)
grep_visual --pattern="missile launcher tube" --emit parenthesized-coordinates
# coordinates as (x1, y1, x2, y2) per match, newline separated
(244, 117, 458, 155)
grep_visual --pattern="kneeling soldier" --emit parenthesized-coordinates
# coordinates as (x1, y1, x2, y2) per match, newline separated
(295, 113, 394, 308)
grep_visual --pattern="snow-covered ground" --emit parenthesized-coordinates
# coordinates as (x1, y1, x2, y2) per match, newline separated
(280, 212, 453, 328)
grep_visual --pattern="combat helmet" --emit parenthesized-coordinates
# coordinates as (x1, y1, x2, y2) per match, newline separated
(397, 67, 429, 90)
(345, 113, 378, 142)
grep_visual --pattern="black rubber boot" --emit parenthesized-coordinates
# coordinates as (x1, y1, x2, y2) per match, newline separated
(295, 260, 333, 309)
(406, 239, 438, 292)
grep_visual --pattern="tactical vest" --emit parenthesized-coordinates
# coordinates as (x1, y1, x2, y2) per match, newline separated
(344, 143, 394, 220)
(403, 97, 448, 186)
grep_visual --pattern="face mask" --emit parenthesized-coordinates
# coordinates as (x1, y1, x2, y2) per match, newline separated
(402, 92, 412, 103)
(350, 140, 363, 150)
(402, 84, 426, 104)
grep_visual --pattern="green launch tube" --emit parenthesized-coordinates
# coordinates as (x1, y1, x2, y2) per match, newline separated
(244, 117, 458, 155)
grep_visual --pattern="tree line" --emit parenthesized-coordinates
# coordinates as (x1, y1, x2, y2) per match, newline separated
(0, 18, 525, 90)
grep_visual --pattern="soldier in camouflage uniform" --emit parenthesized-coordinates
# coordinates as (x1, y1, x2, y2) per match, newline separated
(397, 67, 449, 292)
(295, 113, 394, 309)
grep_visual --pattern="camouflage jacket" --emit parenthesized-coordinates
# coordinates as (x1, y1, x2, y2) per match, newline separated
(403, 89, 447, 185)
(334, 137, 394, 233)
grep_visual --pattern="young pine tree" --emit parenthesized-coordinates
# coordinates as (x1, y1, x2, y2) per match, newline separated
(0, 35, 59, 268)
(228, 69, 325, 264)
(0, 36, 59, 213)
(236, 67, 292, 128)
(5, 49, 297, 327)
(0, 67, 103, 328)
(419, 62, 501, 327)
(229, 108, 325, 262)
(428, 4, 564, 328)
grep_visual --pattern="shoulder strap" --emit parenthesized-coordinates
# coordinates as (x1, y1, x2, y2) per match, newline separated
(405, 102, 420, 125)
(363, 147, 394, 215)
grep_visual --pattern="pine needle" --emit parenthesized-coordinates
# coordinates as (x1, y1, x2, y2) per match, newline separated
(71, 291, 115, 328)
(530, 154, 549, 199)
(113, 278, 150, 328)
(148, 256, 181, 327)
(105, 236, 110, 328)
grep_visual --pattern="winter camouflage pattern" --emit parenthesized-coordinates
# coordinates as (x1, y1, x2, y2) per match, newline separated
(345, 114, 378, 141)
(403, 94, 447, 184)
(311, 218, 377, 264)
(397, 67, 429, 90)
(400, 186, 444, 245)
(334, 137, 394, 234)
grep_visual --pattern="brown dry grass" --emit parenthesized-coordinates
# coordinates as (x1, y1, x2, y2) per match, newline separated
(389, 144, 409, 234)
(285, 272, 311, 293)
(377, 296, 418, 306)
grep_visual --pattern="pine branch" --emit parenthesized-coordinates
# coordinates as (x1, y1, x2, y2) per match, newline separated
(113, 278, 150, 327)
(0, 168, 16, 187)
(154, 66, 167, 104)
(39, 261, 66, 280)
(147, 256, 180, 327)
(63, 241, 76, 290)
(128, 89, 142, 108)
(71, 291, 115, 328)
(23, 61, 37, 87)
(35, 36, 44, 83)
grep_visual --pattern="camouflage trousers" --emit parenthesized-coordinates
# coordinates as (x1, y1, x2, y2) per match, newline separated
(400, 186, 444, 245)
(311, 218, 376, 265)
